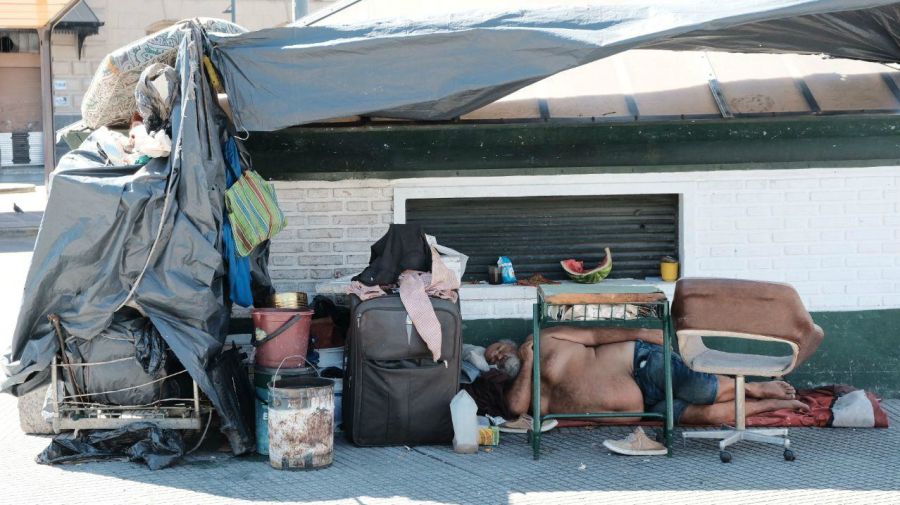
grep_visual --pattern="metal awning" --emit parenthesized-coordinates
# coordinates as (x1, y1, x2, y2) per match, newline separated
(0, 0, 78, 29)
(53, 0, 102, 58)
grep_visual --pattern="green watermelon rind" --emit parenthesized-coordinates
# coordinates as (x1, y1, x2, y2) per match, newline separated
(560, 248, 613, 283)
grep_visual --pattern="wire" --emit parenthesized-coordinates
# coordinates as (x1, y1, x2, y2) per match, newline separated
(60, 369, 188, 399)
(187, 410, 214, 455)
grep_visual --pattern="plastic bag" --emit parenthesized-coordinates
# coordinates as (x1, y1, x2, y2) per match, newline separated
(497, 256, 517, 284)
(36, 422, 185, 470)
(134, 63, 177, 133)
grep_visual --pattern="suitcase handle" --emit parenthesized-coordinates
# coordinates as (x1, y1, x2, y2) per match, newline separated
(252, 314, 302, 347)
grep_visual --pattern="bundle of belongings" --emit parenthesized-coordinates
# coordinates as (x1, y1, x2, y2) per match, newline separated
(2, 20, 272, 467)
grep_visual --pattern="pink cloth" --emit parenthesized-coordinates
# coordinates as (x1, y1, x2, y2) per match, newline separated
(348, 247, 459, 360)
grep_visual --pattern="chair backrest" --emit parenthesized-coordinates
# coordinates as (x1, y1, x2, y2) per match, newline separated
(672, 278, 824, 368)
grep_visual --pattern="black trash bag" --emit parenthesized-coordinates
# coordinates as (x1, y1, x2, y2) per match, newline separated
(352, 224, 431, 286)
(208, 348, 255, 454)
(36, 422, 185, 470)
(312, 295, 350, 333)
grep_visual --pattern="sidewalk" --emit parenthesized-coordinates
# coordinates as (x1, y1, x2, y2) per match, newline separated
(2, 392, 898, 504)
(0, 184, 45, 237)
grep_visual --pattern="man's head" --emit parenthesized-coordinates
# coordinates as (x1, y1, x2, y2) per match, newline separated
(485, 339, 522, 378)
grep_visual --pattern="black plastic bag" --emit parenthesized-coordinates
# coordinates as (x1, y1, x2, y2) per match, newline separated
(36, 422, 185, 470)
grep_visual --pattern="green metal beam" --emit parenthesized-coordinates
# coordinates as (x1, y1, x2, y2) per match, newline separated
(247, 115, 900, 180)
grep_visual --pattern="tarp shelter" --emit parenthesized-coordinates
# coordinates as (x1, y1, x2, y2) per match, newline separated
(5, 0, 900, 454)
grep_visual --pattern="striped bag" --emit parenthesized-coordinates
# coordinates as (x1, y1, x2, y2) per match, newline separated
(224, 170, 287, 256)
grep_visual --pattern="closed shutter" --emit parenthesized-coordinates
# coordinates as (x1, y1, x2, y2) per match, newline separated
(406, 195, 678, 282)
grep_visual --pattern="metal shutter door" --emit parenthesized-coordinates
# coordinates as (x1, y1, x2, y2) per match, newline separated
(407, 194, 678, 281)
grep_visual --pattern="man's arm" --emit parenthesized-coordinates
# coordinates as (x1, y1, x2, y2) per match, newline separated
(547, 327, 663, 347)
(506, 337, 535, 417)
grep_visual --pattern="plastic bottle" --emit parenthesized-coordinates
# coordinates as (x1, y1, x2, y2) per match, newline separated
(450, 390, 478, 454)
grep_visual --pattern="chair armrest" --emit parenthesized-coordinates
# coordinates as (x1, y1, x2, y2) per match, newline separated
(677, 330, 801, 375)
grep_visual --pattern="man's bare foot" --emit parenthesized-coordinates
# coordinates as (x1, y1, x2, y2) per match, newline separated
(747, 380, 796, 400)
(767, 399, 810, 413)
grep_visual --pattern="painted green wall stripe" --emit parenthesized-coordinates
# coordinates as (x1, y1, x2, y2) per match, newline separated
(460, 309, 900, 399)
(249, 115, 900, 180)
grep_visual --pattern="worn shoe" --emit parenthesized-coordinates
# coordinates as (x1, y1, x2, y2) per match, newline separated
(602, 427, 667, 456)
(498, 414, 558, 434)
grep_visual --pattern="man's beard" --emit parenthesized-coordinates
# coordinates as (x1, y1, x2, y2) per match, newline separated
(500, 354, 522, 378)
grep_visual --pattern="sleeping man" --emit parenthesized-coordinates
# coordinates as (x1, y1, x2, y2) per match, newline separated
(484, 327, 809, 428)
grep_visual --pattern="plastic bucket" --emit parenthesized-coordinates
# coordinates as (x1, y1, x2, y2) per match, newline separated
(268, 376, 334, 470)
(316, 346, 345, 370)
(333, 378, 343, 432)
(253, 366, 316, 455)
(252, 308, 314, 368)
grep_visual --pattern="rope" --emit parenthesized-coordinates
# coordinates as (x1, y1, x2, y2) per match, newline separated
(56, 357, 134, 367)
(58, 397, 197, 408)
(60, 369, 188, 399)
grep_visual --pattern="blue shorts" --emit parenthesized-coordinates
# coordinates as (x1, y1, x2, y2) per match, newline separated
(632, 340, 718, 424)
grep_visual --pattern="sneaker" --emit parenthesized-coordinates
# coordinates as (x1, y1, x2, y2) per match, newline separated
(602, 427, 667, 456)
(498, 414, 558, 434)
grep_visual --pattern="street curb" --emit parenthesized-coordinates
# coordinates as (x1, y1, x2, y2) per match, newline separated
(0, 227, 39, 238)
(0, 183, 36, 195)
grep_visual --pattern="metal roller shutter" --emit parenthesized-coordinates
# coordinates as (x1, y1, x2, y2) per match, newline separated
(407, 194, 679, 282)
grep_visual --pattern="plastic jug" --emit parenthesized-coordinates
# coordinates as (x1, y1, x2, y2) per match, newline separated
(450, 390, 479, 454)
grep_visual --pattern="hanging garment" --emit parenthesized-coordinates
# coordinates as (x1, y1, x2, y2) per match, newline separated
(223, 138, 253, 307)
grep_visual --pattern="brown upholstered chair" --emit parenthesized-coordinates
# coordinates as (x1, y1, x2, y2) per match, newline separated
(671, 278, 824, 462)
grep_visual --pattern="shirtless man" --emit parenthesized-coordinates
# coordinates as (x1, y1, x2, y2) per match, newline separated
(484, 327, 808, 426)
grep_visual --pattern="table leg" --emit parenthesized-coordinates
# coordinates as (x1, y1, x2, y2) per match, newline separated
(663, 302, 674, 457)
(531, 302, 542, 460)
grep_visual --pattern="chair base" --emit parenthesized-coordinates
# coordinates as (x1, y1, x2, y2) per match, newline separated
(683, 428, 790, 451)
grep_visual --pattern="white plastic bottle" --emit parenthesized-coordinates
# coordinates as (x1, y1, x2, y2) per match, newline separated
(450, 390, 478, 454)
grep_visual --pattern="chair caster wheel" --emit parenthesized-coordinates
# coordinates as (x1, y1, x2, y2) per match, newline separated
(783, 449, 795, 461)
(719, 451, 732, 463)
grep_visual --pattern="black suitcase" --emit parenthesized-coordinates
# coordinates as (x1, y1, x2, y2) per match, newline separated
(344, 293, 461, 446)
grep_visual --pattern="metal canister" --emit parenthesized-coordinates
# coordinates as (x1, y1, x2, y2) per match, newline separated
(267, 376, 334, 470)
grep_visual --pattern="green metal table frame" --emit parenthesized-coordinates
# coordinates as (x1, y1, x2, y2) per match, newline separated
(530, 283, 675, 459)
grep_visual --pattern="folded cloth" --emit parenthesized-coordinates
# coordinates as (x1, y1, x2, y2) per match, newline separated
(398, 246, 460, 360)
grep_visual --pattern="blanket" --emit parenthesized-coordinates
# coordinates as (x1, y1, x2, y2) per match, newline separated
(552, 385, 889, 429)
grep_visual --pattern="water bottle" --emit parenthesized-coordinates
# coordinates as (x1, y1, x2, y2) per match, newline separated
(450, 390, 478, 454)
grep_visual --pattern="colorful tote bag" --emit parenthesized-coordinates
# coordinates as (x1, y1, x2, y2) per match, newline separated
(224, 169, 286, 256)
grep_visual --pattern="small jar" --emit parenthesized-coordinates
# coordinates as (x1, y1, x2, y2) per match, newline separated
(660, 256, 679, 282)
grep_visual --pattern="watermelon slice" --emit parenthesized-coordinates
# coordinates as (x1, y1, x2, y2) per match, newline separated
(560, 248, 613, 283)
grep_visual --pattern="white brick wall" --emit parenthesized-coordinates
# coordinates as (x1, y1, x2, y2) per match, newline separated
(690, 170, 899, 311)
(270, 180, 392, 293)
(274, 166, 900, 313)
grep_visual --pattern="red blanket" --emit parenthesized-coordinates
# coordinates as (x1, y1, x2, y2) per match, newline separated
(556, 385, 889, 429)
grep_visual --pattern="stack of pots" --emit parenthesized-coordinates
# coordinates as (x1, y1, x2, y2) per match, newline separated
(251, 302, 315, 457)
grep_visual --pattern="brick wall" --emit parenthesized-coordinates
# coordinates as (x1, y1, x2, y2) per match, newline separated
(270, 180, 393, 293)
(691, 170, 899, 311)
(273, 166, 900, 314)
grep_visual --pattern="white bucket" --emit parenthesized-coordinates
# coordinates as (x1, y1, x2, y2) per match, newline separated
(317, 346, 344, 369)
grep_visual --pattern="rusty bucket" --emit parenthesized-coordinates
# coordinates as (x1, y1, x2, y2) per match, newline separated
(268, 376, 334, 470)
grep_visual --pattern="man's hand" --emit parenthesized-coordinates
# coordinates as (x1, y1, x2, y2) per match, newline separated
(518, 338, 534, 363)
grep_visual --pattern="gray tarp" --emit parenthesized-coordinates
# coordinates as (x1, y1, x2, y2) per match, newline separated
(2, 24, 255, 453)
(211, 0, 900, 132)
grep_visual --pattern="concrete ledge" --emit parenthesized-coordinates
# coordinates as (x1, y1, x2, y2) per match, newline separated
(0, 183, 35, 194)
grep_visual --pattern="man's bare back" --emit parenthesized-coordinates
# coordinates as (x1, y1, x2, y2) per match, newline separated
(485, 326, 808, 426)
